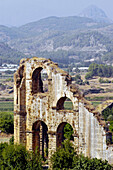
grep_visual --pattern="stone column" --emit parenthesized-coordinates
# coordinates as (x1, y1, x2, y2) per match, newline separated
(40, 124, 43, 156)
(26, 132, 32, 151)
(73, 135, 79, 153)
(48, 132, 56, 168)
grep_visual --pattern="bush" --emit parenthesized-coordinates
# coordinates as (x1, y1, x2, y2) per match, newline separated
(99, 78, 111, 83)
(85, 72, 93, 80)
(109, 121, 113, 132)
(84, 80, 89, 85)
(72, 74, 84, 85)
(107, 115, 113, 121)
(86, 63, 113, 78)
(64, 123, 74, 140)
(0, 143, 42, 170)
(1, 144, 28, 169)
(0, 112, 14, 133)
(73, 155, 112, 170)
(51, 140, 112, 170)
(9, 135, 14, 144)
(51, 139, 76, 169)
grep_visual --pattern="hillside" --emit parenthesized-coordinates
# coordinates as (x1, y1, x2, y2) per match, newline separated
(0, 42, 26, 65)
(0, 6, 113, 65)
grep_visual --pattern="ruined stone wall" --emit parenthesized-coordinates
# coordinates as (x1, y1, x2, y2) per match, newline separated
(14, 57, 113, 165)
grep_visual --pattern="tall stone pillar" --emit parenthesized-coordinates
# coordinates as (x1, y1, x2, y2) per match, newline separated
(48, 132, 56, 168)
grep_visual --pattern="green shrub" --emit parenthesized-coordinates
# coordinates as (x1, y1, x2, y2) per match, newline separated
(51, 140, 112, 170)
(109, 121, 113, 132)
(73, 155, 112, 170)
(51, 139, 76, 169)
(0, 143, 42, 170)
(85, 71, 93, 79)
(0, 112, 14, 133)
(64, 123, 74, 140)
(1, 144, 28, 169)
(9, 135, 14, 145)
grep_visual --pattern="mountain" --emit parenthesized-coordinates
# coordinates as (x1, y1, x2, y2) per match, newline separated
(0, 12, 113, 66)
(79, 5, 112, 24)
(18, 16, 106, 34)
(0, 42, 26, 65)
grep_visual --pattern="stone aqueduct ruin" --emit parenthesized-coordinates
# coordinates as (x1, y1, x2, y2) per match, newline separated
(14, 57, 113, 164)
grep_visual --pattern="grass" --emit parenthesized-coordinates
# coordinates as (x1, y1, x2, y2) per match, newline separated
(91, 101, 102, 107)
(0, 101, 13, 111)
(85, 96, 113, 101)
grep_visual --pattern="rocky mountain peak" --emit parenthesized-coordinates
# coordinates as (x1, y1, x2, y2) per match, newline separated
(79, 5, 112, 23)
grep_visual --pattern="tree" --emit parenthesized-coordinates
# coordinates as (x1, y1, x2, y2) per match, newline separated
(73, 155, 112, 170)
(64, 123, 74, 140)
(51, 140, 112, 170)
(0, 144, 28, 169)
(51, 139, 76, 169)
(85, 72, 93, 80)
(0, 112, 14, 134)
(0, 143, 42, 170)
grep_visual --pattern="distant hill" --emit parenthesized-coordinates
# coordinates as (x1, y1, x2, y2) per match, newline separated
(79, 5, 112, 24)
(0, 8, 113, 66)
(0, 42, 26, 65)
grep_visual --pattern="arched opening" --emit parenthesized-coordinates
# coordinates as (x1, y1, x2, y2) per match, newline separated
(56, 97, 73, 110)
(32, 120, 48, 159)
(32, 67, 48, 94)
(56, 122, 74, 148)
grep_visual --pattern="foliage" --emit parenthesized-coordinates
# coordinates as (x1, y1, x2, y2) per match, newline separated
(0, 42, 26, 65)
(99, 78, 111, 83)
(84, 80, 90, 85)
(86, 63, 113, 79)
(102, 107, 113, 134)
(51, 140, 112, 170)
(0, 143, 42, 170)
(26, 149, 42, 170)
(72, 74, 85, 85)
(73, 155, 112, 170)
(107, 115, 113, 121)
(85, 71, 93, 80)
(109, 121, 113, 133)
(51, 139, 76, 169)
(0, 112, 14, 133)
(64, 123, 74, 140)
(9, 135, 14, 145)
(0, 144, 28, 169)
(0, 142, 8, 158)
(102, 107, 113, 121)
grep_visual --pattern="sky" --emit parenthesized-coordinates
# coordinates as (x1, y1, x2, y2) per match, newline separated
(0, 0, 113, 27)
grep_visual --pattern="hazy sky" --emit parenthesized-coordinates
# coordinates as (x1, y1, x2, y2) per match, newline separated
(0, 0, 113, 27)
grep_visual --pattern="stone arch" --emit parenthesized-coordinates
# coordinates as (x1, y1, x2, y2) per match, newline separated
(56, 122, 74, 148)
(32, 67, 48, 94)
(32, 120, 48, 159)
(56, 97, 73, 110)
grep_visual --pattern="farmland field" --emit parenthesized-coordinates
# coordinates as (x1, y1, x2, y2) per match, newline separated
(64, 101, 73, 110)
(0, 101, 13, 111)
